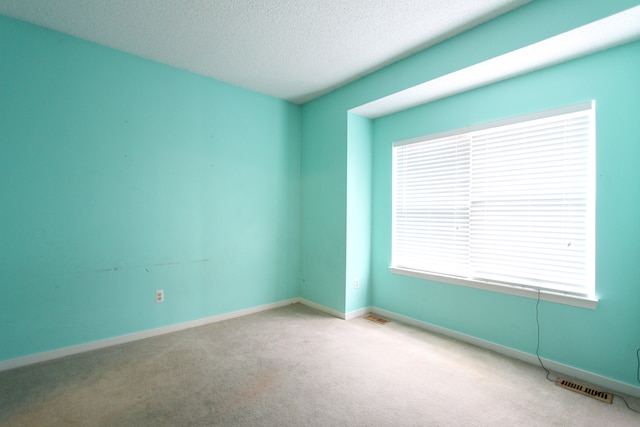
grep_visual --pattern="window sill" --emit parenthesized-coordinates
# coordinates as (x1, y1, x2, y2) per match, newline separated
(389, 267, 598, 310)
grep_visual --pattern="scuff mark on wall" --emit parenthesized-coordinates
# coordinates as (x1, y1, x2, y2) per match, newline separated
(94, 259, 209, 273)
(154, 258, 210, 267)
(96, 267, 118, 273)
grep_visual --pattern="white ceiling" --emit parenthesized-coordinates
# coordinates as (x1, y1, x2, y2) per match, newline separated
(0, 0, 530, 104)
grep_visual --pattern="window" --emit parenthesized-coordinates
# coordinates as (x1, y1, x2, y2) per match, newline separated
(391, 102, 595, 306)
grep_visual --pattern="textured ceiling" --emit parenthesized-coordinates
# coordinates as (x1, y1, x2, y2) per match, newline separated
(0, 0, 529, 104)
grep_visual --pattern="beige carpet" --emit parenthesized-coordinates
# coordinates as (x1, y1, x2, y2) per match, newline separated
(1, 303, 639, 426)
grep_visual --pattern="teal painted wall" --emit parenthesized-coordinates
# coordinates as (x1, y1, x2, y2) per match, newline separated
(300, 98, 347, 311)
(0, 16, 301, 361)
(2, 0, 640, 391)
(300, 0, 640, 316)
(300, 0, 640, 389)
(372, 40, 640, 388)
(346, 113, 372, 313)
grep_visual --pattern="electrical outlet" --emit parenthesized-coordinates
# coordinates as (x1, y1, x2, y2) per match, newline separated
(354, 278, 360, 289)
(156, 289, 164, 303)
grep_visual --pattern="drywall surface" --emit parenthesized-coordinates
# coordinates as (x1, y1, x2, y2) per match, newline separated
(299, 98, 347, 312)
(372, 40, 640, 388)
(345, 112, 372, 313)
(0, 15, 301, 361)
(300, 0, 640, 387)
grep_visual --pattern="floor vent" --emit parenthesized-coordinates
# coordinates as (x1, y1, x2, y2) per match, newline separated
(556, 378, 613, 404)
(364, 315, 390, 325)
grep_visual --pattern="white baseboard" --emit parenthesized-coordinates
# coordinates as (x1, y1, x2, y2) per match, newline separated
(298, 298, 346, 319)
(297, 299, 371, 321)
(6, 298, 636, 399)
(0, 298, 299, 372)
(372, 307, 640, 398)
(345, 306, 372, 320)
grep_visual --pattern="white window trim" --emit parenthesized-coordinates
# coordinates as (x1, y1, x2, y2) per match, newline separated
(390, 102, 598, 309)
(390, 266, 597, 309)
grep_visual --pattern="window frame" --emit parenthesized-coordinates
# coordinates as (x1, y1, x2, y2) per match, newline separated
(390, 102, 597, 309)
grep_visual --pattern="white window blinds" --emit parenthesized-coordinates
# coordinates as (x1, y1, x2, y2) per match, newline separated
(392, 102, 595, 298)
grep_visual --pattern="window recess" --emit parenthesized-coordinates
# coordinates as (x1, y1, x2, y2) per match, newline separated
(391, 102, 596, 308)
